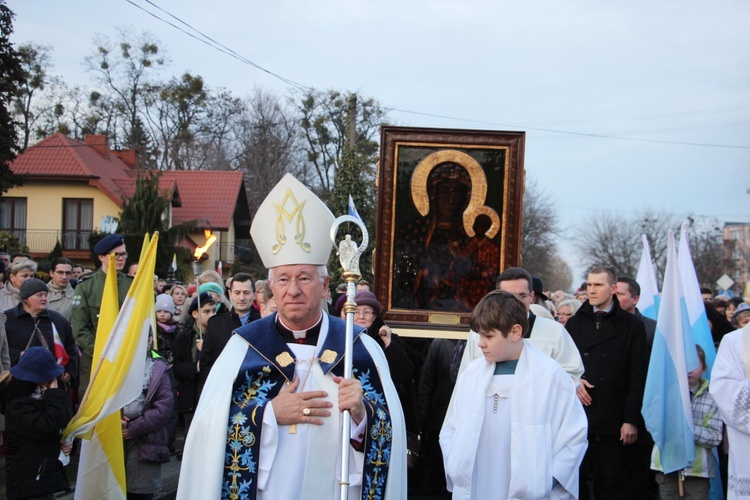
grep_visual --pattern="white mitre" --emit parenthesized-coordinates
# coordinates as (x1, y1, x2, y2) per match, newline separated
(250, 173, 335, 268)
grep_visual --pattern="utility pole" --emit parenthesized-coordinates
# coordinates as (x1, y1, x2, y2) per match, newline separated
(347, 94, 357, 152)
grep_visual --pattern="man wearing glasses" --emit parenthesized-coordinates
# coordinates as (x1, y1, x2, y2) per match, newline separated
(71, 233, 133, 394)
(46, 257, 75, 320)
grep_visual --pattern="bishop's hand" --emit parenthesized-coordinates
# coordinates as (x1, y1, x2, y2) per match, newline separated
(272, 376, 332, 426)
(333, 375, 366, 425)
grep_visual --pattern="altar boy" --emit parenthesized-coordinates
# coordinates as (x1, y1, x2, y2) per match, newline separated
(440, 290, 588, 499)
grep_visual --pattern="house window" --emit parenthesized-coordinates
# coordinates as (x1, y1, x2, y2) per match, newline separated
(0, 197, 27, 245)
(732, 249, 742, 260)
(63, 199, 93, 250)
(731, 230, 742, 241)
(733, 268, 742, 280)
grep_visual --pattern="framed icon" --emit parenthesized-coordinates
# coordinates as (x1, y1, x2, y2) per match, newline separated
(374, 126, 525, 331)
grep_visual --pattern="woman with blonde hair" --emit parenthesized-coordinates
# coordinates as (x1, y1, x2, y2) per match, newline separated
(0, 259, 37, 312)
(556, 298, 582, 326)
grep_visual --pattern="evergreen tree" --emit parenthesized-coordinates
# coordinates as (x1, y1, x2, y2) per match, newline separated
(117, 171, 194, 281)
(0, 0, 25, 194)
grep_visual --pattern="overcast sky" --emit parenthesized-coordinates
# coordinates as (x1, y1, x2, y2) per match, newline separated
(9, 0, 750, 285)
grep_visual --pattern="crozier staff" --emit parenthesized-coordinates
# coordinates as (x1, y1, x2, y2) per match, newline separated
(177, 174, 407, 499)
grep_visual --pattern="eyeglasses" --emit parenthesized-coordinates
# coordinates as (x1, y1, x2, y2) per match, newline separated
(355, 309, 375, 318)
(272, 276, 320, 288)
(109, 252, 128, 259)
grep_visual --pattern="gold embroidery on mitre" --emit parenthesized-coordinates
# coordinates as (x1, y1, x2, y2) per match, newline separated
(276, 351, 294, 367)
(320, 349, 337, 364)
(272, 188, 312, 255)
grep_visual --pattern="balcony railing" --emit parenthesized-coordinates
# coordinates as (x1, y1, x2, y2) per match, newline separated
(4, 229, 250, 263)
(0, 229, 92, 253)
(214, 241, 235, 263)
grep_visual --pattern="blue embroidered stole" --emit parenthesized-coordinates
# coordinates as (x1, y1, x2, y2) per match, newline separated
(222, 314, 394, 500)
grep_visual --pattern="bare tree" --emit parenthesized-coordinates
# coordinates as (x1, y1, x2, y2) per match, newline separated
(684, 217, 725, 289)
(12, 43, 64, 148)
(144, 72, 208, 170)
(236, 88, 300, 215)
(295, 89, 385, 194)
(573, 209, 679, 281)
(85, 28, 167, 157)
(521, 178, 565, 283)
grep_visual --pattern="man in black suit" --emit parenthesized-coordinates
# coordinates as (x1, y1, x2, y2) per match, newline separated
(566, 267, 648, 500)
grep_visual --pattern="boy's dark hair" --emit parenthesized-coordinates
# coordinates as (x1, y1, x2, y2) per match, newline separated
(189, 291, 216, 314)
(470, 290, 529, 338)
(495, 267, 532, 291)
(695, 344, 707, 370)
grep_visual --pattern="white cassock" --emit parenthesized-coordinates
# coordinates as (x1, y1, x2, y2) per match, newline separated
(459, 316, 584, 384)
(440, 340, 588, 500)
(710, 325, 750, 499)
(176, 314, 407, 499)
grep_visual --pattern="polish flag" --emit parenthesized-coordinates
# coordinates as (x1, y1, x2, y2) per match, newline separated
(52, 323, 70, 366)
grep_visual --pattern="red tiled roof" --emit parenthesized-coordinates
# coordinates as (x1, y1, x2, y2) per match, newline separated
(160, 171, 244, 230)
(11, 133, 134, 205)
(11, 134, 244, 231)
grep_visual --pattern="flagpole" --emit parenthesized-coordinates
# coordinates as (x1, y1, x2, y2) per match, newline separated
(330, 213, 368, 500)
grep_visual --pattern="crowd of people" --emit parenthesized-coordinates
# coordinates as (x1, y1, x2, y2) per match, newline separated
(0, 176, 749, 499)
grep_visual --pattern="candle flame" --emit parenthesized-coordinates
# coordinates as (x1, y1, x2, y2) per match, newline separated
(193, 229, 217, 260)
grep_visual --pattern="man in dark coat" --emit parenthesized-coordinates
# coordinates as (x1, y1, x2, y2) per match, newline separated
(198, 273, 256, 381)
(566, 266, 648, 500)
(616, 276, 659, 499)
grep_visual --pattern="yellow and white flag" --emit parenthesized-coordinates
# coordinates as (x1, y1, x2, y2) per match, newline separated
(63, 233, 159, 499)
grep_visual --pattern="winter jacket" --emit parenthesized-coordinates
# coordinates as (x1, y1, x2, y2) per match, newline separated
(365, 316, 415, 382)
(46, 282, 74, 321)
(199, 308, 254, 382)
(4, 303, 79, 387)
(124, 357, 173, 464)
(172, 321, 202, 412)
(1, 383, 72, 499)
(565, 296, 649, 436)
(0, 282, 21, 312)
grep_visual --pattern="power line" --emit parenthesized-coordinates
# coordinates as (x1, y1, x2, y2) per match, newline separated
(125, 0, 312, 93)
(386, 108, 750, 149)
(126, 0, 750, 151)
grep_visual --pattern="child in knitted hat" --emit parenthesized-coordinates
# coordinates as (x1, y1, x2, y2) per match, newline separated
(0, 347, 72, 499)
(154, 294, 176, 364)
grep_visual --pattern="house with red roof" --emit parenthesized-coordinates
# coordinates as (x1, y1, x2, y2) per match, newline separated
(2, 133, 251, 274)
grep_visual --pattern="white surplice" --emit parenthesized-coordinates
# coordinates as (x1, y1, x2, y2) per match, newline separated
(177, 314, 407, 499)
(459, 316, 584, 385)
(440, 340, 588, 500)
(710, 325, 750, 499)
